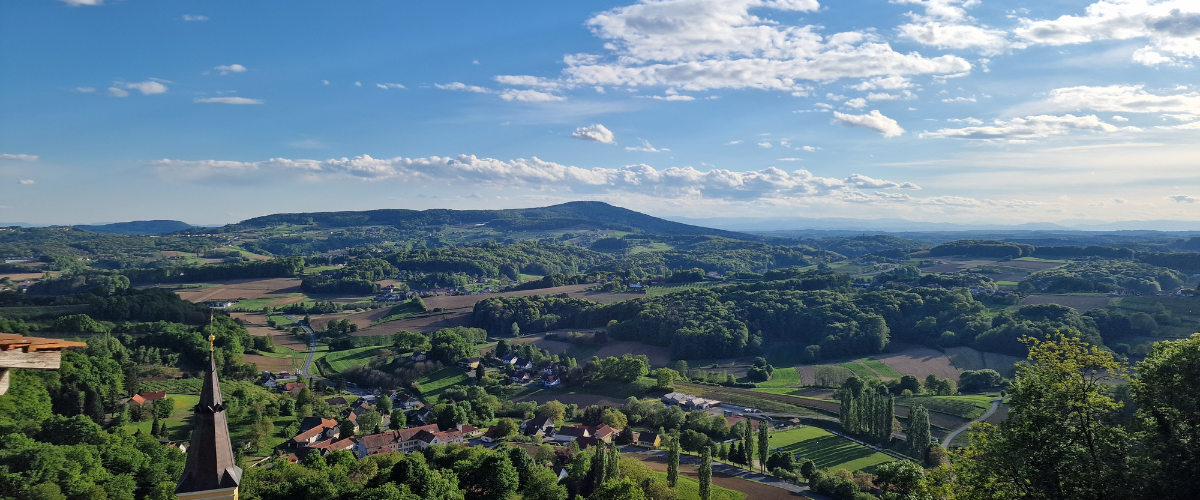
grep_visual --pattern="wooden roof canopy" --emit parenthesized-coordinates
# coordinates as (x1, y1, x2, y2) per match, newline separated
(0, 333, 87, 395)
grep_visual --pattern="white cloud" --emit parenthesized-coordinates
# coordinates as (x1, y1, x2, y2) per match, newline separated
(0, 154, 38, 161)
(942, 96, 976, 103)
(626, 138, 669, 152)
(921, 114, 1127, 140)
(494, 75, 561, 90)
(1156, 120, 1200, 130)
(214, 64, 247, 75)
(552, 0, 970, 93)
(572, 124, 617, 144)
(58, 0, 102, 5)
(758, 142, 773, 148)
(1042, 85, 1200, 114)
(898, 22, 1013, 56)
(322, 80, 330, 85)
(355, 81, 362, 87)
(75, 87, 95, 93)
(182, 14, 208, 21)
(846, 173, 921, 189)
(120, 80, 168, 95)
(866, 90, 916, 101)
(1014, 0, 1200, 66)
(947, 117, 984, 125)
(149, 152, 938, 205)
(1111, 115, 1129, 122)
(108, 87, 129, 97)
(19, 179, 35, 185)
(1162, 113, 1198, 121)
(499, 89, 565, 102)
(376, 83, 407, 90)
(845, 98, 869, 108)
(436, 82, 495, 94)
(725, 140, 742, 145)
(894, 0, 1014, 55)
(640, 94, 696, 101)
(851, 76, 912, 91)
(1168, 194, 1198, 203)
(832, 110, 906, 138)
(801, 145, 819, 152)
(776, 158, 802, 161)
(194, 97, 264, 105)
(473, 60, 481, 65)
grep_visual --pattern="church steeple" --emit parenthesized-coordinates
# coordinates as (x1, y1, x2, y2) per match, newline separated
(176, 335, 243, 499)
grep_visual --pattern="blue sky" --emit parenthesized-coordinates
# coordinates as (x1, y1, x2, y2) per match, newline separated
(1, 0, 1198, 225)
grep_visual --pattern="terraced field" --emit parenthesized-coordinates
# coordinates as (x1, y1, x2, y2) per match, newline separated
(860, 358, 903, 378)
(771, 427, 898, 472)
(840, 360, 879, 380)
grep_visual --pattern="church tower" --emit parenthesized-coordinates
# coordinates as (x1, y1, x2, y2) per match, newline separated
(176, 335, 243, 500)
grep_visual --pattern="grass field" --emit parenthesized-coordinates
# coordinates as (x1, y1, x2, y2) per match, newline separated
(751, 387, 801, 396)
(370, 302, 426, 326)
(322, 346, 384, 374)
(839, 361, 879, 380)
(897, 395, 994, 419)
(771, 427, 898, 472)
(416, 368, 470, 403)
(859, 358, 903, 378)
(655, 470, 744, 500)
(754, 367, 801, 388)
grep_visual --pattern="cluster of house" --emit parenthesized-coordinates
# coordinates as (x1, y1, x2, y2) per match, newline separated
(283, 395, 434, 463)
(499, 416, 661, 449)
(660, 392, 721, 411)
(497, 355, 563, 387)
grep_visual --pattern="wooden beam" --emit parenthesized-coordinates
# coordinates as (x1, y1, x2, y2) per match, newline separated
(0, 349, 63, 370)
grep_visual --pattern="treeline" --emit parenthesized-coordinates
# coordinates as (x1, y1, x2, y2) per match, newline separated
(930, 239, 1200, 273)
(1022, 260, 1186, 294)
(0, 227, 215, 269)
(473, 270, 1111, 359)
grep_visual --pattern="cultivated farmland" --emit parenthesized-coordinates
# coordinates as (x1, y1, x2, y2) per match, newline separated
(771, 427, 898, 472)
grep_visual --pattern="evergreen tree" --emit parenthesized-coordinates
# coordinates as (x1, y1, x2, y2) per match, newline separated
(699, 446, 712, 500)
(907, 404, 931, 461)
(744, 425, 756, 470)
(667, 436, 680, 487)
(590, 446, 607, 494)
(757, 423, 770, 472)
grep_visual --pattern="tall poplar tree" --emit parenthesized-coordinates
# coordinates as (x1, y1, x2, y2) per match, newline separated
(907, 404, 931, 461)
(667, 436, 681, 488)
(699, 446, 712, 500)
(757, 423, 770, 472)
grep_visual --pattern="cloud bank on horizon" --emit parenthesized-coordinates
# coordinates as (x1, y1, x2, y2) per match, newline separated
(2, 0, 1199, 224)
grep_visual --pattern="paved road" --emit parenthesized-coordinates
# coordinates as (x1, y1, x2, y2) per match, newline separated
(285, 315, 326, 384)
(943, 397, 1002, 448)
(622, 446, 829, 499)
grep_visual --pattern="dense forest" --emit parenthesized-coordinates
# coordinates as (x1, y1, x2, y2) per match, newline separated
(472, 270, 1110, 358)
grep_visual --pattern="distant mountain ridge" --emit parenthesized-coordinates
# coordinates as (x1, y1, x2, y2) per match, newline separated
(75, 220, 194, 235)
(667, 216, 1200, 233)
(234, 201, 757, 240)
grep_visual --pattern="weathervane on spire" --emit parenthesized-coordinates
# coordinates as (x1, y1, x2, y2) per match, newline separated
(208, 334, 216, 352)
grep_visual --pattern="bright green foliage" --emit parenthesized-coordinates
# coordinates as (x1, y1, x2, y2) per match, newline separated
(953, 333, 1132, 500)
(1132, 333, 1200, 499)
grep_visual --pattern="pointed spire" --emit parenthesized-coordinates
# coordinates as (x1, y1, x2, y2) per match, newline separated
(176, 334, 242, 495)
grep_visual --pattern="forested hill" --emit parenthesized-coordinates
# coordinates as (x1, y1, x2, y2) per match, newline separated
(231, 201, 757, 239)
(75, 220, 193, 235)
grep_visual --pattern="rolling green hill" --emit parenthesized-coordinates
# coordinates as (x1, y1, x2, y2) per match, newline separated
(231, 201, 757, 240)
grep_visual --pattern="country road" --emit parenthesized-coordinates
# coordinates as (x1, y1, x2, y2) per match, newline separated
(943, 397, 1002, 448)
(285, 315, 327, 385)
